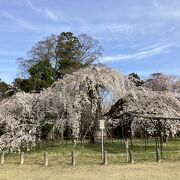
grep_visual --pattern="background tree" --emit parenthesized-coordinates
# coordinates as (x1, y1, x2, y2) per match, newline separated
(14, 60, 55, 93)
(17, 34, 57, 79)
(55, 32, 83, 78)
(143, 73, 173, 91)
(13, 78, 34, 93)
(17, 32, 102, 83)
(77, 33, 103, 65)
(0, 79, 10, 100)
(28, 59, 55, 92)
(128, 73, 144, 87)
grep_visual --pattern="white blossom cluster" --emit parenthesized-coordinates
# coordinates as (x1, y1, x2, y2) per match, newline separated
(109, 87, 180, 138)
(43, 66, 133, 138)
(0, 92, 39, 152)
(1, 66, 180, 152)
(0, 66, 132, 152)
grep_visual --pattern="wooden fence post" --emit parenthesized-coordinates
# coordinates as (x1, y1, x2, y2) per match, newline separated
(44, 151, 48, 166)
(20, 152, 24, 165)
(156, 149, 161, 163)
(72, 151, 76, 166)
(1, 151, 4, 165)
(103, 151, 107, 165)
(125, 140, 129, 162)
(129, 150, 134, 164)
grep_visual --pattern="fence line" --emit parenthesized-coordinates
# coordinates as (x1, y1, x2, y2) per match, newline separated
(0, 148, 180, 166)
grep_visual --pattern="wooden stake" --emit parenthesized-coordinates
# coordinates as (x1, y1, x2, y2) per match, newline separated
(44, 151, 48, 166)
(20, 152, 24, 165)
(129, 150, 134, 164)
(103, 151, 107, 165)
(125, 140, 129, 162)
(72, 151, 76, 166)
(156, 149, 161, 163)
(1, 151, 4, 165)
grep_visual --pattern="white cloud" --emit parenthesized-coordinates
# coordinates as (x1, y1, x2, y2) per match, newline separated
(24, 0, 58, 22)
(3, 12, 38, 31)
(104, 24, 134, 34)
(101, 43, 174, 63)
(44, 8, 58, 21)
(152, 0, 180, 20)
(153, 0, 164, 11)
(24, 0, 34, 9)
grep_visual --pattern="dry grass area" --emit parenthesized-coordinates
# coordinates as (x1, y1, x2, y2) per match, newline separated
(0, 162, 180, 180)
(0, 139, 180, 180)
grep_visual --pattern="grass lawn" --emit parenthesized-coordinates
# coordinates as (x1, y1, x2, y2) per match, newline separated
(0, 162, 180, 180)
(0, 138, 180, 180)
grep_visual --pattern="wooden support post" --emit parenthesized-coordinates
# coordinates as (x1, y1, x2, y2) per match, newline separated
(20, 152, 24, 165)
(44, 151, 48, 166)
(103, 151, 107, 165)
(1, 151, 5, 165)
(156, 149, 161, 163)
(129, 150, 134, 164)
(101, 129, 104, 163)
(125, 140, 129, 162)
(72, 151, 76, 166)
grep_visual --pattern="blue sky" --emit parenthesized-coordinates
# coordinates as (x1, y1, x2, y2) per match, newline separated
(1, 0, 180, 83)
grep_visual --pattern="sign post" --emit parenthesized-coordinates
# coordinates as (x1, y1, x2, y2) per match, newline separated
(99, 120, 105, 163)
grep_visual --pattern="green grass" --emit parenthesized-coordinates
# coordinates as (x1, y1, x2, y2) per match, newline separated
(2, 138, 180, 166)
(1, 138, 180, 180)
